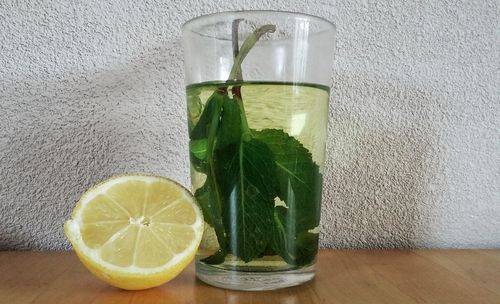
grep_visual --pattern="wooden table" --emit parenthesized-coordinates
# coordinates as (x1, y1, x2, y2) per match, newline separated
(1, 250, 499, 303)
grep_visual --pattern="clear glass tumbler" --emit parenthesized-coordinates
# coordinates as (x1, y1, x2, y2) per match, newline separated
(182, 10, 336, 290)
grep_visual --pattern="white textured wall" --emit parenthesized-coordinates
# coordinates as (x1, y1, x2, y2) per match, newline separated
(1, 1, 499, 250)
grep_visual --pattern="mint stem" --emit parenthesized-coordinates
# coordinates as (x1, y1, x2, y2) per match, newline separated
(228, 24, 276, 80)
(228, 22, 276, 137)
(231, 19, 244, 81)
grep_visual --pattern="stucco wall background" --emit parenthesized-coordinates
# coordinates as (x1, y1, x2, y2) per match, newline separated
(0, 0, 498, 250)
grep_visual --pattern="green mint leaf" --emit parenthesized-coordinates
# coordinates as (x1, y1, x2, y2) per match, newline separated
(194, 184, 228, 264)
(189, 152, 208, 173)
(189, 94, 242, 174)
(255, 129, 323, 229)
(295, 230, 320, 264)
(272, 207, 319, 265)
(194, 184, 215, 227)
(255, 129, 322, 265)
(189, 89, 230, 264)
(189, 138, 208, 173)
(189, 139, 207, 159)
(201, 249, 227, 265)
(216, 96, 243, 148)
(216, 137, 278, 262)
(190, 90, 225, 140)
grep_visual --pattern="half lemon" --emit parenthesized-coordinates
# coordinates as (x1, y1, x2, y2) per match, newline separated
(64, 174, 203, 290)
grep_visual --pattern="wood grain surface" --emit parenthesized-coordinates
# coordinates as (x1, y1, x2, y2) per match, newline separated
(1, 250, 499, 304)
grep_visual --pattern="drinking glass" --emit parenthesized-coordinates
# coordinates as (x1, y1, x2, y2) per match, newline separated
(182, 10, 335, 290)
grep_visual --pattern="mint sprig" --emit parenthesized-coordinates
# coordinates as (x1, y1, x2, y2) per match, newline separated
(189, 22, 322, 265)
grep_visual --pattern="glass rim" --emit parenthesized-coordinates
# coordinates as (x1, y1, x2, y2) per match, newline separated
(182, 10, 336, 33)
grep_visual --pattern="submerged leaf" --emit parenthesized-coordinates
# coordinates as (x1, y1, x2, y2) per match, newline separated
(190, 90, 225, 140)
(255, 129, 322, 265)
(190, 139, 207, 160)
(216, 97, 243, 148)
(216, 137, 278, 262)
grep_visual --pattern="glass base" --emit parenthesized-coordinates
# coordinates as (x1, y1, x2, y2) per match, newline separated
(196, 260, 315, 291)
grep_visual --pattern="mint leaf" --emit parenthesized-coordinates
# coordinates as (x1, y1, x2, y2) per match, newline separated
(189, 152, 207, 173)
(255, 129, 322, 229)
(272, 207, 319, 265)
(189, 138, 208, 172)
(189, 90, 229, 264)
(194, 184, 227, 264)
(190, 90, 225, 140)
(190, 139, 207, 159)
(189, 91, 223, 174)
(216, 96, 243, 148)
(255, 129, 322, 265)
(217, 137, 278, 262)
(189, 95, 240, 171)
(194, 184, 217, 228)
